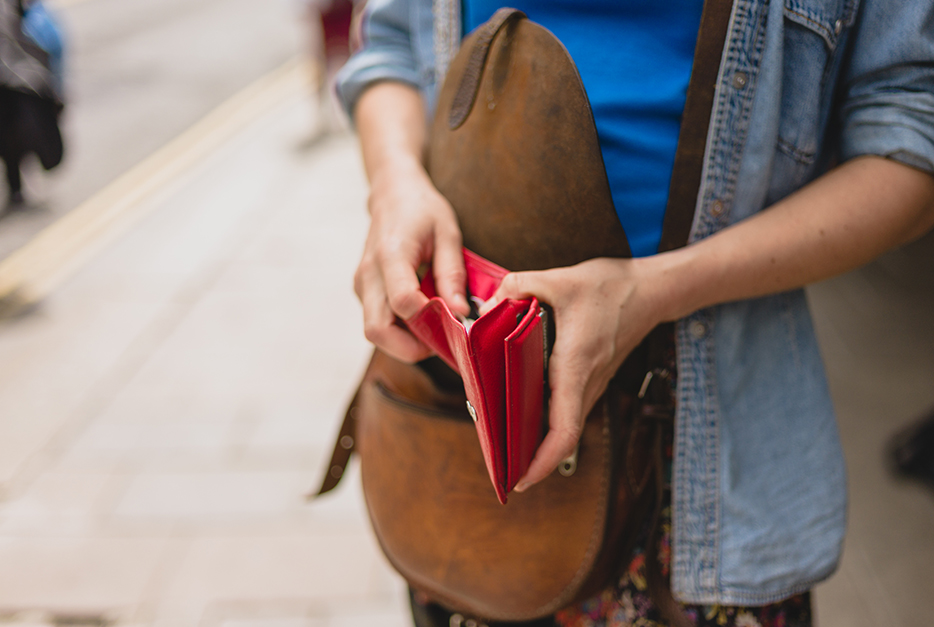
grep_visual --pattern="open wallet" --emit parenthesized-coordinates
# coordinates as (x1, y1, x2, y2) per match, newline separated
(405, 248, 549, 504)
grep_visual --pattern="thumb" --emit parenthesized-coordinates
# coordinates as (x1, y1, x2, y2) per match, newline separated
(432, 229, 470, 317)
(479, 270, 549, 315)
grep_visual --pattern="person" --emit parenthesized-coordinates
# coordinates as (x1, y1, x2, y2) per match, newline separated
(335, 0, 934, 625)
(0, 0, 65, 207)
(302, 0, 361, 135)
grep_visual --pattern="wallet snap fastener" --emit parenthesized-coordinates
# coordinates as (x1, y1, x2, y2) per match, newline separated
(466, 401, 478, 422)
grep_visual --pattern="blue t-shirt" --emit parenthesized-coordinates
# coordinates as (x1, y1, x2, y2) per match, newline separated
(463, 1, 703, 257)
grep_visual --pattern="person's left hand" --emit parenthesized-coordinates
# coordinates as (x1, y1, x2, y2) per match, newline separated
(482, 256, 666, 492)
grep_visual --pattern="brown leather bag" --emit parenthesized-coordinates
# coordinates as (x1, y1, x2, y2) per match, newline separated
(318, 4, 732, 622)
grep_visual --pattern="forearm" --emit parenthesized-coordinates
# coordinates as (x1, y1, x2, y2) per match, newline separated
(355, 81, 431, 194)
(351, 81, 469, 356)
(649, 156, 934, 321)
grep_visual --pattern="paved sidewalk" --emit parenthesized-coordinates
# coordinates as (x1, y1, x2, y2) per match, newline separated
(0, 72, 932, 627)
(0, 87, 408, 627)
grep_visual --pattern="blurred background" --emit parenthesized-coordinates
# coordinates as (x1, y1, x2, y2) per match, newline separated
(0, 1, 930, 626)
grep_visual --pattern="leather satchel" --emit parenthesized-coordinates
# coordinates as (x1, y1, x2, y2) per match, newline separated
(406, 248, 547, 504)
(317, 2, 732, 622)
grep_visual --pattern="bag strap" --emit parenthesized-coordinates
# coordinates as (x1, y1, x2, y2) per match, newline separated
(312, 353, 376, 497)
(448, 8, 526, 130)
(312, 387, 359, 497)
(658, 0, 734, 253)
(641, 2, 734, 623)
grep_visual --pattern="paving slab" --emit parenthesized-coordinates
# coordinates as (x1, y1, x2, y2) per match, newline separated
(0, 80, 403, 626)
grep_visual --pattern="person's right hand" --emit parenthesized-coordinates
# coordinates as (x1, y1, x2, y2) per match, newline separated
(353, 159, 470, 363)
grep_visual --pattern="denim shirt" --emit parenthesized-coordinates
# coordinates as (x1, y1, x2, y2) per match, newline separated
(336, 0, 934, 605)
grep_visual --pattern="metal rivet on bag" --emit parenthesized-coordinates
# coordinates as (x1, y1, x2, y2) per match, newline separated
(466, 401, 478, 422)
(690, 320, 707, 339)
(732, 71, 748, 89)
(339, 435, 354, 450)
(450, 614, 465, 627)
(559, 443, 580, 477)
(330, 465, 343, 479)
(834, 19, 843, 35)
(710, 199, 725, 217)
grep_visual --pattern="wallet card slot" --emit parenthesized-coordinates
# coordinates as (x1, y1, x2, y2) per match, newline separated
(504, 302, 546, 491)
(464, 249, 508, 302)
(465, 297, 532, 501)
(406, 247, 540, 504)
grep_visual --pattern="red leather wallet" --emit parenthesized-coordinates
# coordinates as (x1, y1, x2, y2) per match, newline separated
(406, 249, 548, 504)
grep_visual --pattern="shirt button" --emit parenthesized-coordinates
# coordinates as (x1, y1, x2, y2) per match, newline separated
(732, 71, 748, 89)
(690, 320, 707, 339)
(710, 199, 725, 217)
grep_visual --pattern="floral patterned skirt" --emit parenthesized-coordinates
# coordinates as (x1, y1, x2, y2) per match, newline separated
(553, 444, 813, 627)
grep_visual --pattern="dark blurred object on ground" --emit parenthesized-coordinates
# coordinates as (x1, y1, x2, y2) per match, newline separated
(890, 407, 934, 492)
(0, 0, 64, 208)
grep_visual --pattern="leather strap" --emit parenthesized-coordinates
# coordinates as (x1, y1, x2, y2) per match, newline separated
(659, 0, 734, 253)
(644, 0, 735, 619)
(448, 8, 526, 130)
(313, 392, 358, 496)
(643, 427, 693, 627)
(313, 355, 370, 497)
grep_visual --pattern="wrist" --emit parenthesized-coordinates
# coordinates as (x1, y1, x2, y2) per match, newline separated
(634, 245, 709, 323)
(369, 153, 428, 190)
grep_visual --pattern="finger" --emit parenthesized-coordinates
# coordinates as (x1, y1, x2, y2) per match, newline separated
(513, 409, 584, 491)
(431, 225, 469, 316)
(359, 264, 432, 363)
(370, 322, 433, 363)
(514, 364, 585, 491)
(480, 270, 552, 315)
(380, 249, 431, 320)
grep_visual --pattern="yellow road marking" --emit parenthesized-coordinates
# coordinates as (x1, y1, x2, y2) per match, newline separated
(48, 0, 93, 10)
(0, 56, 310, 316)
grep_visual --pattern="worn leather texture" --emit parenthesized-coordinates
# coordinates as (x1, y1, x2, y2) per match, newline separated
(355, 349, 647, 620)
(428, 9, 631, 272)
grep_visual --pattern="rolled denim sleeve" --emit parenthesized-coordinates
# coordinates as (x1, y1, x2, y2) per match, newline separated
(839, 0, 934, 173)
(335, 0, 425, 118)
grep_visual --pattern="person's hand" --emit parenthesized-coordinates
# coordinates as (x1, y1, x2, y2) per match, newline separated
(354, 160, 471, 362)
(483, 257, 666, 491)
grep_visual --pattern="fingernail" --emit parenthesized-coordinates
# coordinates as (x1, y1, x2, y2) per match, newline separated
(478, 297, 497, 315)
(513, 480, 530, 493)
